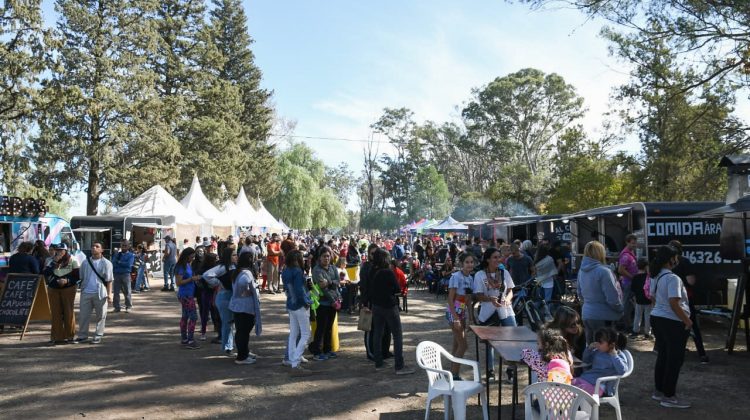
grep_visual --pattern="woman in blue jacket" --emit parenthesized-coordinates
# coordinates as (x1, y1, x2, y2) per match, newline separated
(576, 241, 623, 344)
(283, 249, 313, 375)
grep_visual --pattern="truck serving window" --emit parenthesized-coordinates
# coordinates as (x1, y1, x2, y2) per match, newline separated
(0, 223, 10, 253)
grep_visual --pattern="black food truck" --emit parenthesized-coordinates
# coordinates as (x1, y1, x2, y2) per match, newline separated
(568, 202, 740, 306)
(70, 216, 172, 272)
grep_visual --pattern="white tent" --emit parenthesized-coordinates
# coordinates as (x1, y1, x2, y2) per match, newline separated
(180, 175, 233, 238)
(255, 199, 283, 230)
(231, 186, 261, 227)
(116, 185, 205, 243)
(180, 175, 230, 226)
(278, 218, 291, 232)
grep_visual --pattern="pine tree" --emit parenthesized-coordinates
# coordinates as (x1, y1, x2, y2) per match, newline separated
(1, 1, 45, 193)
(209, 0, 275, 199)
(32, 0, 177, 214)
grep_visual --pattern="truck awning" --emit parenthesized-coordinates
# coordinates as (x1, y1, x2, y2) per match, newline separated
(72, 227, 110, 233)
(131, 223, 171, 229)
(570, 207, 632, 219)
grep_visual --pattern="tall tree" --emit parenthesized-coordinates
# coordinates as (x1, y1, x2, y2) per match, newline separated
(410, 165, 452, 219)
(607, 21, 748, 201)
(1, 1, 46, 193)
(33, 0, 177, 214)
(523, 1, 750, 97)
(462, 68, 585, 211)
(209, 0, 275, 200)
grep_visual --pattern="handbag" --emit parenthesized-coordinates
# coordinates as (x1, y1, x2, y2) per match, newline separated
(357, 307, 373, 331)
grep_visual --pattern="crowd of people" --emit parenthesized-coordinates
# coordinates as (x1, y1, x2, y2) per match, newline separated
(3, 229, 705, 407)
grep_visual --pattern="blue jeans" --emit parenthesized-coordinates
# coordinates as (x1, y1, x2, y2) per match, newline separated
(215, 289, 234, 351)
(487, 315, 518, 371)
(134, 265, 148, 290)
(163, 260, 175, 288)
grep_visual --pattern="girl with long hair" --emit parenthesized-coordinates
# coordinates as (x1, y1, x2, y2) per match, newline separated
(446, 252, 475, 380)
(473, 247, 517, 381)
(308, 246, 341, 361)
(203, 247, 238, 355)
(175, 247, 201, 349)
(649, 245, 692, 409)
(368, 248, 414, 375)
(229, 251, 262, 365)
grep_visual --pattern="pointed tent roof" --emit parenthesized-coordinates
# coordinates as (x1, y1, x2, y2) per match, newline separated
(230, 186, 261, 226)
(254, 199, 283, 229)
(180, 175, 230, 226)
(278, 218, 291, 231)
(426, 216, 469, 232)
(116, 185, 205, 225)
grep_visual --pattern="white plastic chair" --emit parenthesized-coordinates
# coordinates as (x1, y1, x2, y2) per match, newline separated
(593, 349, 634, 420)
(523, 382, 600, 420)
(415, 341, 488, 420)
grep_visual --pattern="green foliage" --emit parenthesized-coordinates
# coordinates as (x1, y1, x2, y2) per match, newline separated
(462, 68, 586, 211)
(266, 143, 347, 230)
(209, 0, 275, 201)
(605, 20, 745, 201)
(32, 0, 178, 214)
(323, 162, 358, 206)
(411, 165, 452, 219)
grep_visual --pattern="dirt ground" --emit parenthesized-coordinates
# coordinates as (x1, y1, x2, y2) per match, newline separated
(1, 285, 748, 420)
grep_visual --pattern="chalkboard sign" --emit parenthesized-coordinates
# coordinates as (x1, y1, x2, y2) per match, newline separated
(0, 273, 50, 339)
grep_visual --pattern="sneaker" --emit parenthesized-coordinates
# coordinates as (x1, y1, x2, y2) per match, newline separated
(125, 307, 131, 313)
(235, 358, 256, 365)
(660, 397, 691, 409)
(326, 352, 338, 359)
(199, 334, 207, 341)
(290, 365, 314, 377)
(282, 359, 293, 367)
(91, 336, 102, 344)
(652, 391, 665, 401)
(161, 287, 170, 292)
(312, 354, 329, 361)
(248, 351, 258, 359)
(169, 286, 175, 291)
(184, 341, 200, 349)
(226, 349, 235, 357)
(700, 356, 710, 364)
(488, 370, 496, 382)
(113, 308, 121, 313)
(396, 366, 416, 375)
(300, 356, 309, 364)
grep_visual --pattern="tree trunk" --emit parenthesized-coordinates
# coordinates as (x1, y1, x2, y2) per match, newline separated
(86, 160, 100, 215)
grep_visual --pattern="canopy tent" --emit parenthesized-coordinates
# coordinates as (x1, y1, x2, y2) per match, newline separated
(425, 216, 469, 232)
(254, 199, 283, 231)
(180, 175, 230, 226)
(115, 185, 204, 243)
(412, 218, 439, 233)
(278, 219, 291, 232)
(401, 218, 425, 234)
(231, 186, 261, 227)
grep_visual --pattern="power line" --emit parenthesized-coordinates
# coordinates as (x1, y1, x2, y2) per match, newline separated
(268, 133, 389, 143)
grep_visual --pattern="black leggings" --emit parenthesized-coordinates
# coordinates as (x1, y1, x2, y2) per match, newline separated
(309, 305, 336, 355)
(233, 312, 256, 361)
(652, 315, 689, 398)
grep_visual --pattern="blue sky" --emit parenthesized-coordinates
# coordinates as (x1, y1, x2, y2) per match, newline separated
(245, 0, 633, 164)
(50, 0, 636, 216)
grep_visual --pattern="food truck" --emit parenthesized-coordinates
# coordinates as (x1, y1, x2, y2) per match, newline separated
(70, 215, 172, 272)
(0, 196, 81, 277)
(568, 202, 739, 306)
